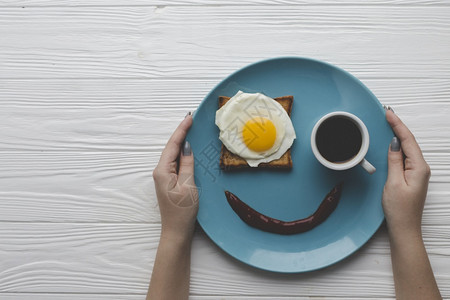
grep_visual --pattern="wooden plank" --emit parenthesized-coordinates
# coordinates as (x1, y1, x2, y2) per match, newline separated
(0, 295, 144, 300)
(0, 6, 449, 79)
(1, 0, 449, 7)
(0, 223, 448, 297)
(0, 223, 155, 294)
(0, 151, 160, 223)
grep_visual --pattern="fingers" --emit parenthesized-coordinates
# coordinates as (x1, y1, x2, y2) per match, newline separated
(158, 115, 193, 170)
(385, 110, 424, 162)
(386, 137, 405, 185)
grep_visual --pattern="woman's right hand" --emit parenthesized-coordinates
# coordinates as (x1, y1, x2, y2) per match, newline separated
(383, 110, 441, 299)
(382, 110, 431, 236)
(152, 114, 199, 241)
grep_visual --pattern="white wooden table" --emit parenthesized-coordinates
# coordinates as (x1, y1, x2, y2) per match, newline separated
(1, 1, 449, 299)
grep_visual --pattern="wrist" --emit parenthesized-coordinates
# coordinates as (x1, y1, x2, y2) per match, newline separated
(160, 228, 194, 248)
(387, 223, 423, 245)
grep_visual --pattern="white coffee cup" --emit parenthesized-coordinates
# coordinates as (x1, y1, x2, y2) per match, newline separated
(310, 111, 376, 174)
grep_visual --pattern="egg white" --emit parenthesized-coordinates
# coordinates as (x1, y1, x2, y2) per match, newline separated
(215, 91, 296, 167)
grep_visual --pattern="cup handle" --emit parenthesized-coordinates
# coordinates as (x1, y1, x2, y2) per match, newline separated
(360, 158, 376, 174)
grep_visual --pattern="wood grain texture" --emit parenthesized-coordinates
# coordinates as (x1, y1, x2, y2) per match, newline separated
(0, 295, 144, 300)
(0, 6, 449, 79)
(1, 0, 450, 6)
(0, 152, 160, 223)
(0, 224, 448, 297)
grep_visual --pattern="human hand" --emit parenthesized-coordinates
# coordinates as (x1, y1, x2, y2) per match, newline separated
(383, 110, 431, 237)
(152, 113, 199, 240)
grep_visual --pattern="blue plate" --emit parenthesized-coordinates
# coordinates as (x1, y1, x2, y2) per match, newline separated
(186, 57, 393, 273)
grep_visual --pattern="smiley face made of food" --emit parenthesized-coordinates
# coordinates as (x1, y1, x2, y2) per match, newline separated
(215, 91, 343, 235)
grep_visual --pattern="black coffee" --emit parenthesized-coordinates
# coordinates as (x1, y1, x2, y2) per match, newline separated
(315, 116, 362, 163)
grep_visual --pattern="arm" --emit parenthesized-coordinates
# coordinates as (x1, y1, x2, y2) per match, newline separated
(383, 110, 441, 300)
(148, 233, 193, 300)
(147, 113, 198, 300)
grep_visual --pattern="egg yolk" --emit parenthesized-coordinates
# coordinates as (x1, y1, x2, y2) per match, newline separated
(242, 117, 277, 152)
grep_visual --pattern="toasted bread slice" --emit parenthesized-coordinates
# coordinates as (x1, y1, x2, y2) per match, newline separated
(218, 95, 294, 170)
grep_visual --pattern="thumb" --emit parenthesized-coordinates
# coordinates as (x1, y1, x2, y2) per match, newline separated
(178, 140, 198, 207)
(179, 140, 194, 177)
(387, 136, 405, 184)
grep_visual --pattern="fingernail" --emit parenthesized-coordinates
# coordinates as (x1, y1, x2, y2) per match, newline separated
(383, 105, 395, 113)
(182, 140, 192, 156)
(185, 111, 192, 118)
(390, 136, 401, 152)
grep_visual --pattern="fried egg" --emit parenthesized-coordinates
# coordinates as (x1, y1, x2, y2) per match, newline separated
(215, 91, 296, 167)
